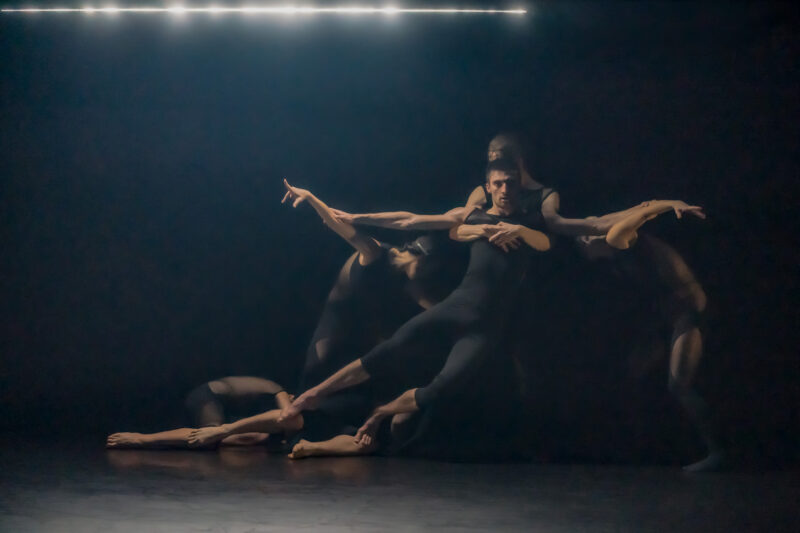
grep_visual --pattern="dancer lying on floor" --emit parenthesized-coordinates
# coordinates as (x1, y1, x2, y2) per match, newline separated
(577, 206, 724, 472)
(106, 376, 296, 449)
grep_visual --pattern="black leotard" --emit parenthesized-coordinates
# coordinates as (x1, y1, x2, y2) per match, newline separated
(299, 246, 421, 390)
(361, 190, 550, 408)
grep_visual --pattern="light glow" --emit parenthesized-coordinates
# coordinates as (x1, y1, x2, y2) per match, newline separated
(1, 5, 527, 15)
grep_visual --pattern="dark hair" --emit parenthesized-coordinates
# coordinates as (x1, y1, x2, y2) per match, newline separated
(487, 133, 523, 162)
(485, 156, 520, 181)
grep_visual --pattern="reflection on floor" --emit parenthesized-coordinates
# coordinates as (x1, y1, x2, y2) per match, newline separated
(1, 438, 798, 532)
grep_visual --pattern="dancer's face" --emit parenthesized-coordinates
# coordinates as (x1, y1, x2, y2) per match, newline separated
(487, 148, 503, 162)
(485, 170, 521, 213)
(576, 235, 615, 260)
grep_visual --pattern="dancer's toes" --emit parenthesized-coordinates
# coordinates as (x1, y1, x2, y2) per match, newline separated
(288, 439, 314, 460)
(106, 432, 144, 448)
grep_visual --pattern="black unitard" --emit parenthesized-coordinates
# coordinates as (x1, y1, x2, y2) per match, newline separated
(296, 239, 466, 446)
(361, 192, 550, 409)
(299, 246, 420, 390)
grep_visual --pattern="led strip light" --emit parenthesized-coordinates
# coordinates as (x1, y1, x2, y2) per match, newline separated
(1, 5, 527, 15)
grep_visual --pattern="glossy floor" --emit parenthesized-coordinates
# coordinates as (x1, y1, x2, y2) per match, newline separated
(1, 440, 797, 532)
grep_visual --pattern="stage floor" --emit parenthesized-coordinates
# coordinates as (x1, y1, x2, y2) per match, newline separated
(1, 439, 797, 532)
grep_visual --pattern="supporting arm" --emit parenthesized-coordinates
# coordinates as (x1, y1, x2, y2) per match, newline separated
(353, 389, 419, 446)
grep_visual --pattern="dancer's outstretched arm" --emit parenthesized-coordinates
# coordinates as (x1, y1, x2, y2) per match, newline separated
(540, 192, 660, 237)
(458, 186, 647, 240)
(331, 206, 469, 230)
(282, 179, 382, 263)
(605, 200, 705, 249)
(279, 359, 370, 422)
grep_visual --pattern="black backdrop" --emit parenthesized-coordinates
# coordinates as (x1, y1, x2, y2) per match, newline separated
(1, 2, 798, 465)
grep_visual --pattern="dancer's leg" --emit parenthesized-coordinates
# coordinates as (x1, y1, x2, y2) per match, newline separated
(667, 309, 726, 472)
(284, 303, 454, 420)
(188, 408, 303, 448)
(106, 428, 199, 449)
(288, 435, 378, 460)
(187, 376, 290, 447)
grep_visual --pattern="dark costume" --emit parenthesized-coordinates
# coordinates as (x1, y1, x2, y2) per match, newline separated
(359, 189, 553, 460)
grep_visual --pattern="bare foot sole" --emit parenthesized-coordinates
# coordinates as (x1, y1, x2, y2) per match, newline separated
(188, 426, 229, 448)
(106, 432, 146, 449)
(288, 439, 316, 460)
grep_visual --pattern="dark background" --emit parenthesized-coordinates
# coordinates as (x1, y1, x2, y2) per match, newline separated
(1, 2, 797, 465)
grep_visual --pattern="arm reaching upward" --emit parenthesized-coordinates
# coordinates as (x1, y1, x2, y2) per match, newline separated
(282, 179, 381, 263)
(605, 200, 705, 249)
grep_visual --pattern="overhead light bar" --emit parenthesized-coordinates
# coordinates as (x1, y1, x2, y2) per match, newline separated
(1, 5, 527, 15)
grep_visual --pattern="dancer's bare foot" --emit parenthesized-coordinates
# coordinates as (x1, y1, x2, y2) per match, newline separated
(279, 390, 320, 422)
(106, 432, 146, 449)
(187, 425, 230, 448)
(288, 439, 316, 460)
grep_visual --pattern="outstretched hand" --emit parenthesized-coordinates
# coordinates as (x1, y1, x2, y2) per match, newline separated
(670, 201, 706, 220)
(281, 178, 311, 208)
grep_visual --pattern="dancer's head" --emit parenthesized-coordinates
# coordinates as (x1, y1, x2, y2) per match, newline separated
(485, 157, 522, 214)
(487, 133, 524, 164)
(575, 235, 617, 260)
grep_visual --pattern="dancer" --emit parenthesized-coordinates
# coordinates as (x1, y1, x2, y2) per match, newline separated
(576, 208, 723, 471)
(283, 178, 462, 390)
(106, 376, 295, 449)
(280, 159, 552, 446)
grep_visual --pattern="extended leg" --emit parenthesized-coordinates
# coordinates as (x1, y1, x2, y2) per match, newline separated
(106, 428, 200, 449)
(668, 312, 726, 472)
(283, 303, 454, 420)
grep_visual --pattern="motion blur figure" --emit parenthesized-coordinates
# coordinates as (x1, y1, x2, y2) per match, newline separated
(579, 210, 725, 471)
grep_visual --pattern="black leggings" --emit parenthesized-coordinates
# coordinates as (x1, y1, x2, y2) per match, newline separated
(361, 294, 496, 408)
